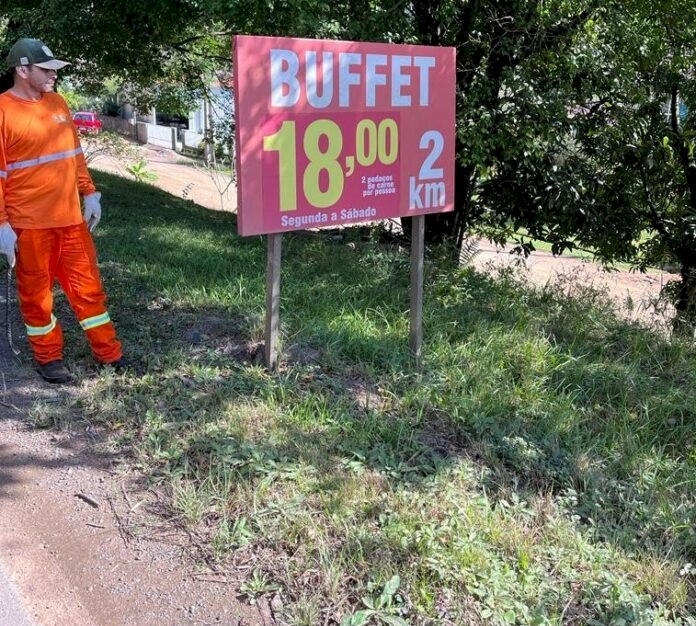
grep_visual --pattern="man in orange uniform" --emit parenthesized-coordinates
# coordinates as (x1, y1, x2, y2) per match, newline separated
(0, 38, 125, 383)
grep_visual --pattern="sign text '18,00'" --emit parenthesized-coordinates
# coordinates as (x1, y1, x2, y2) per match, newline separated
(263, 118, 399, 212)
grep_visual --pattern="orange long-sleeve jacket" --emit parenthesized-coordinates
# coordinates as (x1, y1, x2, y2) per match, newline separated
(0, 91, 97, 228)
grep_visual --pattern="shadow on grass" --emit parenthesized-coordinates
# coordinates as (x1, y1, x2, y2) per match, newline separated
(71, 171, 696, 615)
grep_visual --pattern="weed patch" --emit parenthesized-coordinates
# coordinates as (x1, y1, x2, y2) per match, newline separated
(58, 171, 696, 624)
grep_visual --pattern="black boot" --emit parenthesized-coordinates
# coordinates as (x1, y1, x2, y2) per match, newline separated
(37, 359, 73, 384)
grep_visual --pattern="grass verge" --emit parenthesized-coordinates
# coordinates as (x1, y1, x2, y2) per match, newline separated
(40, 170, 696, 625)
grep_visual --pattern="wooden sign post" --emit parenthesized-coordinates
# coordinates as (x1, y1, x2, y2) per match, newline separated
(233, 35, 455, 370)
(409, 215, 425, 368)
(264, 233, 282, 369)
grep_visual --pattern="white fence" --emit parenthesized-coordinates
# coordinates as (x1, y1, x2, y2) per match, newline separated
(97, 115, 205, 156)
(137, 122, 176, 150)
(182, 130, 205, 153)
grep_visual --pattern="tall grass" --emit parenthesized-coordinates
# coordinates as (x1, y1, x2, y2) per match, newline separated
(50, 171, 696, 625)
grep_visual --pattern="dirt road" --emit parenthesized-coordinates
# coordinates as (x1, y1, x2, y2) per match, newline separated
(0, 403, 262, 626)
(472, 244, 678, 327)
(0, 322, 263, 626)
(89, 143, 237, 214)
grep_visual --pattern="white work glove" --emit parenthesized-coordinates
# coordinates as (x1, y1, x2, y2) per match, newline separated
(83, 192, 102, 232)
(0, 221, 17, 268)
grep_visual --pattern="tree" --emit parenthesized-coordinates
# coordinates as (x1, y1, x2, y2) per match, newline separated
(574, 1, 696, 331)
(3, 0, 696, 328)
(475, 1, 696, 330)
(0, 1, 225, 110)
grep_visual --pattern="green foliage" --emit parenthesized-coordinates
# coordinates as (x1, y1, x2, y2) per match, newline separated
(57, 85, 87, 111)
(213, 516, 254, 557)
(2, 0, 200, 84)
(239, 569, 281, 604)
(3, 0, 696, 323)
(80, 131, 141, 166)
(125, 158, 158, 184)
(0, 0, 224, 111)
(341, 576, 408, 626)
(480, 2, 696, 326)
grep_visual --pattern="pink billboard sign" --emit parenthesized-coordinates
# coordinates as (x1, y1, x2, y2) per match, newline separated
(233, 35, 456, 236)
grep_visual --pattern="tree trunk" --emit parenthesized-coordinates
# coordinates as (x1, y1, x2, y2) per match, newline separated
(673, 266, 696, 336)
(671, 86, 696, 335)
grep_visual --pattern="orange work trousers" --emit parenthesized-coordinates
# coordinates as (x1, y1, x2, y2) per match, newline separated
(15, 223, 122, 365)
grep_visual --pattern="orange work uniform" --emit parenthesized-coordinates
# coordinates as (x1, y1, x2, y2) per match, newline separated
(0, 91, 122, 364)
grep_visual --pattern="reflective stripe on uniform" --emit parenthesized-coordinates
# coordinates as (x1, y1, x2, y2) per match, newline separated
(79, 312, 111, 331)
(26, 314, 57, 337)
(0, 170, 7, 179)
(7, 148, 83, 172)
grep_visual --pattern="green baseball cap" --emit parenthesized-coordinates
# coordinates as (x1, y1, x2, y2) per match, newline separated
(6, 38, 70, 70)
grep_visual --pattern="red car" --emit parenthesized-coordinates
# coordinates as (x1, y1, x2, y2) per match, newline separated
(73, 111, 102, 134)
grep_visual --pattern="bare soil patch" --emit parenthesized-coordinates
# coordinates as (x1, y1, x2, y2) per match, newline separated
(90, 142, 236, 214)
